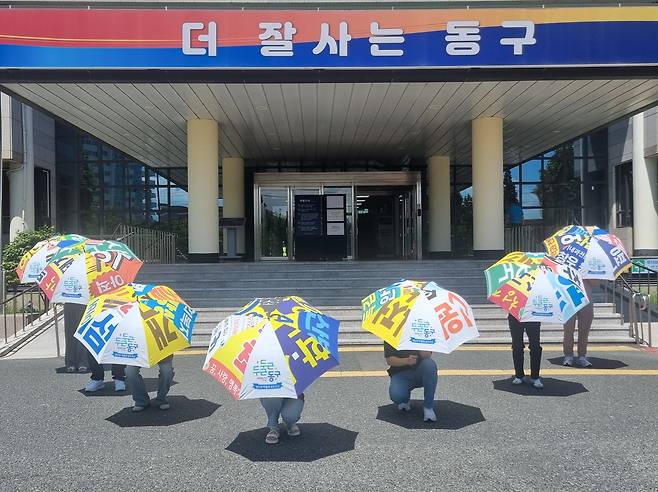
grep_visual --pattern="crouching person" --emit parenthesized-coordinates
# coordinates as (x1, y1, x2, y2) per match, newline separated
(260, 395, 305, 445)
(385, 343, 437, 422)
(125, 355, 175, 412)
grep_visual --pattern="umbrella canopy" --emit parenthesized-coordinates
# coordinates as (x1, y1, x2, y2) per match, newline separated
(544, 225, 631, 280)
(487, 256, 590, 323)
(16, 234, 87, 283)
(38, 239, 143, 304)
(75, 283, 197, 367)
(203, 297, 339, 400)
(484, 251, 546, 298)
(362, 280, 479, 353)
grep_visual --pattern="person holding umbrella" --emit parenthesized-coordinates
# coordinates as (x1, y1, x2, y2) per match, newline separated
(543, 225, 632, 368)
(508, 314, 543, 388)
(260, 395, 305, 444)
(486, 253, 590, 389)
(385, 344, 438, 422)
(362, 280, 480, 422)
(203, 297, 339, 445)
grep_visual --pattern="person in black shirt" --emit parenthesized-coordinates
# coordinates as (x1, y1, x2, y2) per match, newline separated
(384, 342, 438, 422)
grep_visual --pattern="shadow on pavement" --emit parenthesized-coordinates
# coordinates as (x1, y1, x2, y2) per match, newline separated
(77, 379, 178, 397)
(55, 367, 91, 374)
(106, 396, 220, 427)
(547, 356, 628, 369)
(226, 423, 358, 462)
(376, 400, 485, 430)
(493, 378, 588, 397)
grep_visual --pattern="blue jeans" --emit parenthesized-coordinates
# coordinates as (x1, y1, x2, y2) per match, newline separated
(260, 397, 305, 429)
(389, 357, 438, 409)
(125, 356, 175, 407)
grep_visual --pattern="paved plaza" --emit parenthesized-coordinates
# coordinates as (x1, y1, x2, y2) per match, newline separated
(1, 334, 657, 491)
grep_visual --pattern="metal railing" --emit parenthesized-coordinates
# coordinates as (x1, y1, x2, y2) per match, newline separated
(112, 224, 177, 264)
(605, 264, 655, 346)
(504, 224, 556, 252)
(1, 284, 50, 345)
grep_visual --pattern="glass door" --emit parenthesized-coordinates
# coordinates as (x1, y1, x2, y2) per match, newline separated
(260, 187, 290, 259)
(291, 187, 321, 259)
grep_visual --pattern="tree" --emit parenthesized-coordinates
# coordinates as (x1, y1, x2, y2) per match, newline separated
(2, 226, 56, 289)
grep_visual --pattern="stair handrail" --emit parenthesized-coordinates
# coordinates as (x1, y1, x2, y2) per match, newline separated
(0, 283, 50, 345)
(609, 272, 652, 346)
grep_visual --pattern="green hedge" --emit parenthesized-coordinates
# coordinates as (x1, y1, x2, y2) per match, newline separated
(2, 226, 55, 289)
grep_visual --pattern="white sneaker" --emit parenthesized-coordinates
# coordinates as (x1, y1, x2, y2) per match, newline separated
(85, 380, 105, 392)
(563, 356, 574, 367)
(577, 356, 592, 367)
(530, 378, 544, 389)
(423, 407, 437, 422)
(114, 380, 126, 392)
(397, 402, 411, 411)
(512, 377, 524, 385)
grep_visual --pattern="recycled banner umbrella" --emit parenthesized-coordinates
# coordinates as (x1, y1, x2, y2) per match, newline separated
(15, 234, 87, 284)
(38, 239, 143, 304)
(544, 225, 631, 280)
(486, 255, 590, 323)
(203, 296, 339, 400)
(75, 283, 197, 367)
(361, 280, 479, 353)
(484, 251, 546, 298)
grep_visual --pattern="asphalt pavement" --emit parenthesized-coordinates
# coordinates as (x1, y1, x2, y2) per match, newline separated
(1, 345, 657, 491)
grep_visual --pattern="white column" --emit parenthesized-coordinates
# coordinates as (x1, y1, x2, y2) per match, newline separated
(632, 113, 658, 255)
(472, 117, 504, 257)
(187, 119, 219, 261)
(221, 157, 245, 255)
(8, 104, 35, 241)
(427, 156, 451, 254)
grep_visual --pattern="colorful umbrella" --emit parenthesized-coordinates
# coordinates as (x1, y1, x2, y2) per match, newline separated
(361, 280, 479, 353)
(484, 251, 546, 297)
(75, 283, 197, 367)
(203, 297, 339, 400)
(38, 239, 143, 304)
(544, 225, 631, 280)
(16, 234, 87, 283)
(487, 255, 590, 323)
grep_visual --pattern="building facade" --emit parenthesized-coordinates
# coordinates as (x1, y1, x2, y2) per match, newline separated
(1, 2, 658, 260)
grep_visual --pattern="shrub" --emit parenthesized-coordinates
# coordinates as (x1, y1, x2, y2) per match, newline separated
(2, 226, 56, 289)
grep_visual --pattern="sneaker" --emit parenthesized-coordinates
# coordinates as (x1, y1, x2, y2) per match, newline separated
(287, 424, 301, 437)
(114, 380, 126, 392)
(265, 427, 280, 445)
(397, 402, 411, 411)
(132, 404, 149, 412)
(65, 366, 76, 373)
(423, 407, 437, 422)
(156, 400, 170, 411)
(563, 356, 574, 367)
(530, 378, 544, 389)
(577, 356, 592, 367)
(512, 377, 524, 385)
(77, 366, 88, 373)
(84, 380, 105, 392)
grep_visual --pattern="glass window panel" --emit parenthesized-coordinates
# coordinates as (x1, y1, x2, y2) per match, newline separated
(56, 137, 77, 163)
(80, 209, 101, 235)
(58, 188, 79, 213)
(56, 161, 78, 188)
(103, 187, 126, 210)
(543, 150, 556, 159)
(58, 212, 79, 234)
(102, 144, 128, 161)
(170, 187, 189, 209)
(125, 162, 147, 186)
(522, 160, 541, 182)
(80, 162, 101, 188)
(509, 166, 520, 182)
(103, 162, 126, 187)
(150, 169, 171, 186)
(102, 207, 126, 234)
(81, 138, 99, 161)
(523, 208, 543, 220)
(459, 186, 473, 199)
(521, 186, 540, 207)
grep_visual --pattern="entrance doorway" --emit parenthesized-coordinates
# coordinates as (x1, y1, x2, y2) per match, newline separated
(254, 172, 421, 261)
(356, 187, 416, 260)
